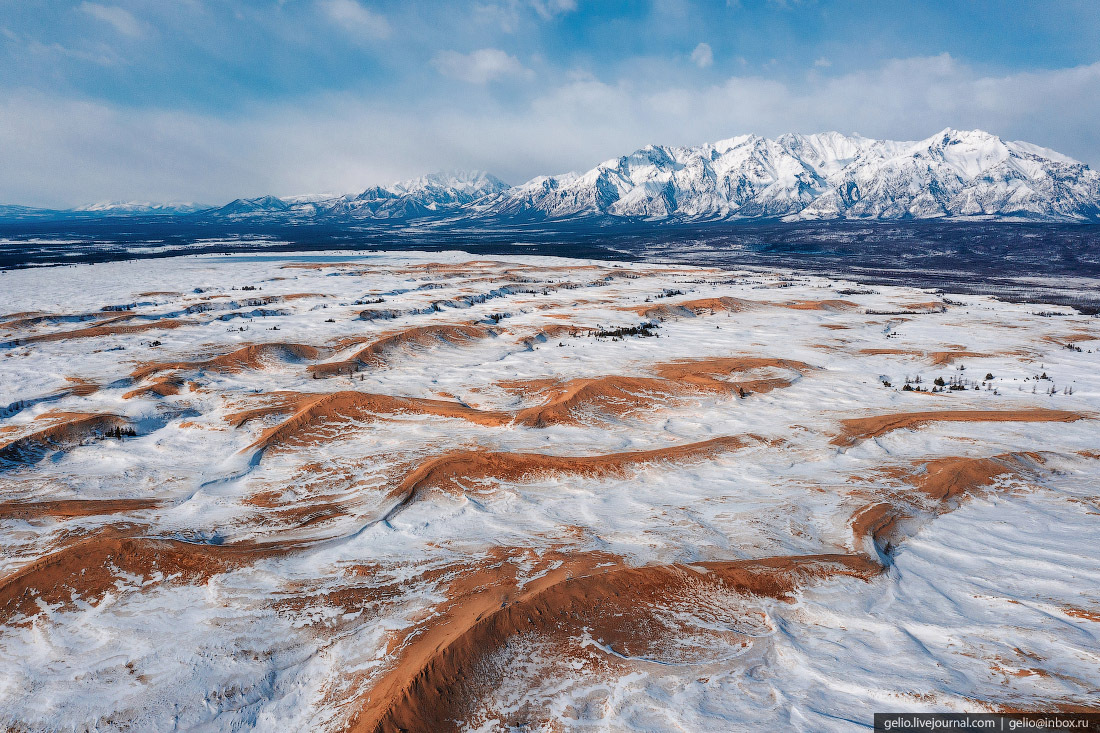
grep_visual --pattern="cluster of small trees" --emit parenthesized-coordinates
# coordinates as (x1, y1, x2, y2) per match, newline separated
(899, 370, 1000, 394)
(591, 321, 659, 340)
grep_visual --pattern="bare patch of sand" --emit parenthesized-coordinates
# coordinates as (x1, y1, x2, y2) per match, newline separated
(0, 413, 131, 463)
(350, 552, 879, 733)
(632, 296, 757, 321)
(9, 318, 190, 346)
(831, 409, 1087, 447)
(309, 324, 488, 378)
(386, 435, 755, 518)
(0, 498, 160, 520)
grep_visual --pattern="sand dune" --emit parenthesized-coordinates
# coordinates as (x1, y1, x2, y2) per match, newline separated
(367, 447, 1051, 730)
(237, 356, 809, 452)
(0, 498, 160, 520)
(309, 324, 488, 377)
(352, 553, 879, 733)
(237, 391, 512, 453)
(385, 435, 754, 517)
(849, 452, 1046, 555)
(131, 342, 323, 382)
(782, 299, 859, 311)
(0, 532, 293, 625)
(832, 409, 1088, 447)
(6, 318, 190, 346)
(0, 412, 131, 463)
(858, 348, 991, 364)
(3, 254, 1098, 729)
(633, 296, 756, 320)
(506, 356, 811, 427)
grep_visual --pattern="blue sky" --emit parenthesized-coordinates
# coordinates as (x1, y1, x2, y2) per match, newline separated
(2, 0, 1099, 206)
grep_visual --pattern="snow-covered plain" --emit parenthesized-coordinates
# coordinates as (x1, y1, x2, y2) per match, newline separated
(0, 251, 1098, 731)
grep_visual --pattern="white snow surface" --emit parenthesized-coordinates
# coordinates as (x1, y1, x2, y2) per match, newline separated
(0, 251, 1097, 731)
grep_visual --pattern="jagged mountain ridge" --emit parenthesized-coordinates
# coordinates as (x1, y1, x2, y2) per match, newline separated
(214, 171, 509, 219)
(480, 129, 1100, 222)
(7, 130, 1100, 223)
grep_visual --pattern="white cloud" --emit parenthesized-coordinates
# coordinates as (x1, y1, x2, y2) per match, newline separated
(4, 55, 1100, 207)
(530, 0, 577, 19)
(432, 48, 532, 84)
(813, 56, 831, 68)
(476, 0, 577, 33)
(319, 0, 390, 40)
(691, 42, 713, 69)
(79, 3, 146, 38)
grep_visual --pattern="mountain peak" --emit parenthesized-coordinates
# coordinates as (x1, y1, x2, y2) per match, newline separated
(495, 130, 1099, 222)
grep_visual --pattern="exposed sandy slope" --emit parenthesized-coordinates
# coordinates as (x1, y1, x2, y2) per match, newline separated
(1, 252, 1098, 732)
(0, 412, 130, 463)
(132, 342, 323, 381)
(0, 531, 294, 625)
(385, 435, 754, 519)
(308, 324, 488, 377)
(357, 554, 881, 733)
(832, 409, 1088, 447)
(5, 317, 190, 345)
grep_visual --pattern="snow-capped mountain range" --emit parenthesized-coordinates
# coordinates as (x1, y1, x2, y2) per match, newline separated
(8, 130, 1100, 223)
(479, 129, 1100, 222)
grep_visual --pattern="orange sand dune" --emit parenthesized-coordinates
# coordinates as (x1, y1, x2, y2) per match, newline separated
(236, 357, 812, 451)
(387, 435, 754, 516)
(123, 376, 184, 399)
(131, 342, 323, 381)
(0, 498, 160, 520)
(349, 552, 879, 733)
(309, 324, 487, 378)
(9, 318, 190, 346)
(848, 452, 1044, 554)
(831, 409, 1087, 447)
(354, 449, 1055, 731)
(510, 375, 681, 427)
(858, 348, 990, 365)
(506, 357, 812, 427)
(0, 413, 131, 462)
(633, 296, 757, 320)
(1, 310, 125, 332)
(63, 377, 100, 397)
(0, 532, 302, 625)
(907, 452, 1043, 501)
(236, 391, 513, 453)
(782, 299, 859, 311)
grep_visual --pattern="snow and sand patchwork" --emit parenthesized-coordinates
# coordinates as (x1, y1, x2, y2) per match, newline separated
(0, 252, 1098, 731)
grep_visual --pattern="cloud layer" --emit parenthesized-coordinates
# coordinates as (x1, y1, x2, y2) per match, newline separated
(2, 1, 1098, 207)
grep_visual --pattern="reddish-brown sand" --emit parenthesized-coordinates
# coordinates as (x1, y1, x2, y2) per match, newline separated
(131, 342, 323, 382)
(0, 498, 161, 520)
(123, 376, 184, 399)
(10, 319, 190, 345)
(782, 299, 859, 311)
(235, 391, 513, 453)
(0, 413, 131, 460)
(346, 553, 880, 733)
(309, 324, 487, 377)
(633, 296, 756, 320)
(232, 357, 811, 452)
(504, 356, 812, 427)
(831, 409, 1088, 447)
(848, 452, 1044, 553)
(0, 531, 298, 625)
(857, 348, 990, 364)
(386, 435, 754, 516)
